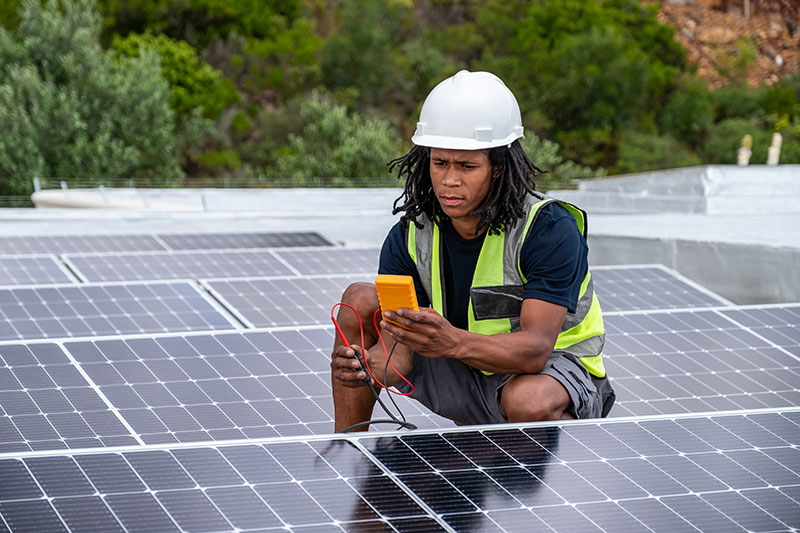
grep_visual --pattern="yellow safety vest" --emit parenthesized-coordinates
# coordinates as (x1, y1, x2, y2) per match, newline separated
(407, 193, 606, 377)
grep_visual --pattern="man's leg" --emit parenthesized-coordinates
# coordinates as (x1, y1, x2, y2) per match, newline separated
(500, 374, 573, 422)
(331, 282, 413, 432)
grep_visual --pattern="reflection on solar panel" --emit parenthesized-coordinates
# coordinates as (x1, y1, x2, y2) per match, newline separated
(593, 264, 731, 312)
(605, 307, 800, 417)
(0, 234, 165, 255)
(0, 282, 237, 341)
(0, 256, 75, 286)
(65, 250, 296, 282)
(0, 343, 138, 453)
(0, 410, 797, 532)
(274, 247, 381, 275)
(159, 231, 333, 250)
(204, 274, 372, 327)
(53, 328, 451, 442)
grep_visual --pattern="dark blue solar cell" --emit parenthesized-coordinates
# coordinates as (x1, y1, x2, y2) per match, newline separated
(661, 494, 748, 533)
(482, 428, 555, 466)
(104, 493, 179, 532)
(484, 466, 563, 508)
(219, 445, 291, 484)
(75, 454, 145, 494)
(0, 460, 42, 500)
(52, 496, 124, 532)
(156, 490, 232, 532)
(207, 486, 283, 529)
(266, 442, 338, 480)
(443, 432, 516, 468)
(172, 448, 244, 487)
(0, 499, 67, 532)
(360, 436, 431, 474)
(398, 472, 476, 514)
(123, 450, 195, 490)
(298, 479, 382, 522)
(253, 482, 331, 527)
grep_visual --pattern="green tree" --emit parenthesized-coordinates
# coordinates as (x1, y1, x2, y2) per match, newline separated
(111, 32, 239, 118)
(267, 91, 400, 187)
(0, 0, 182, 195)
(614, 131, 701, 174)
(660, 78, 714, 145)
(700, 118, 771, 164)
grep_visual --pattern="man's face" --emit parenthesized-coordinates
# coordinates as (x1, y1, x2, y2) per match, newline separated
(429, 148, 493, 225)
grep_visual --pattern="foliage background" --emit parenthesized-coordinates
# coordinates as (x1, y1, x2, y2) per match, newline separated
(0, 0, 797, 198)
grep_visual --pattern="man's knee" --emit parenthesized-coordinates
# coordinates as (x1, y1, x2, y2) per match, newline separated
(501, 375, 571, 422)
(338, 282, 379, 326)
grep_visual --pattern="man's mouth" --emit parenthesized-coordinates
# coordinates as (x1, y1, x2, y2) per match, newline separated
(440, 196, 463, 206)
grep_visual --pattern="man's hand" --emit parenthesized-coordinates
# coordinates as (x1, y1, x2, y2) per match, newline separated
(331, 344, 371, 387)
(381, 307, 465, 359)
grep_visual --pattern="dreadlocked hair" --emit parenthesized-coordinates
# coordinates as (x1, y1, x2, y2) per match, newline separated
(388, 139, 544, 237)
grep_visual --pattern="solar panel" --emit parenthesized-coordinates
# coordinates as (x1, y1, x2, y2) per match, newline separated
(0, 231, 333, 256)
(274, 247, 381, 275)
(158, 231, 333, 250)
(720, 304, 800, 355)
(51, 328, 452, 443)
(202, 274, 373, 327)
(0, 409, 797, 532)
(593, 264, 732, 312)
(0, 256, 75, 286)
(64, 249, 297, 282)
(0, 234, 165, 255)
(0, 342, 139, 452)
(605, 307, 800, 417)
(0, 281, 238, 341)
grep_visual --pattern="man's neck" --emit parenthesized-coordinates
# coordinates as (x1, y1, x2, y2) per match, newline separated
(448, 215, 485, 240)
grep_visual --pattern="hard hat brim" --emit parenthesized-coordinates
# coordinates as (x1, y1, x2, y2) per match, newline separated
(411, 132, 523, 151)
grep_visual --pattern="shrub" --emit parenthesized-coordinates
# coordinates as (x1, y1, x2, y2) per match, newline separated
(266, 91, 400, 187)
(614, 131, 701, 174)
(660, 78, 714, 145)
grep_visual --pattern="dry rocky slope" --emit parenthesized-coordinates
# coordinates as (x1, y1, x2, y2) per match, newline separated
(657, 0, 799, 88)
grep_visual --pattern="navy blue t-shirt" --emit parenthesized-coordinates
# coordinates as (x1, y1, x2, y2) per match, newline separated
(378, 202, 588, 330)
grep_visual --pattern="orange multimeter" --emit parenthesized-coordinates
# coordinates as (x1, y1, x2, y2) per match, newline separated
(375, 275, 419, 330)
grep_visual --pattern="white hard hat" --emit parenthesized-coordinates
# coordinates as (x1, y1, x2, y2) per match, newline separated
(412, 70, 524, 150)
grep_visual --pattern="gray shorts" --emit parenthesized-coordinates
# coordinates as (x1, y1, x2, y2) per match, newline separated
(394, 351, 616, 425)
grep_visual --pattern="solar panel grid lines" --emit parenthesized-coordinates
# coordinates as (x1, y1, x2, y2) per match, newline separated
(0, 231, 334, 256)
(591, 263, 733, 312)
(0, 280, 241, 342)
(157, 230, 334, 250)
(0, 234, 167, 255)
(201, 273, 374, 328)
(602, 305, 800, 418)
(0, 342, 141, 453)
(273, 247, 382, 275)
(62, 248, 299, 283)
(0, 408, 798, 532)
(0, 255, 77, 286)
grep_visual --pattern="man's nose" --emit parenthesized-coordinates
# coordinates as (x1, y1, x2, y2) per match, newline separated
(441, 166, 460, 186)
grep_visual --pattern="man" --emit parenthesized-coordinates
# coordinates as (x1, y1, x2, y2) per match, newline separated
(331, 70, 615, 432)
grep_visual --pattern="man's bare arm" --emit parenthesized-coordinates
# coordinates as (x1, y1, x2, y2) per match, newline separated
(381, 298, 565, 375)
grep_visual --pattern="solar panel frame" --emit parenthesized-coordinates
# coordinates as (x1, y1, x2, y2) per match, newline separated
(0, 255, 78, 286)
(592, 263, 734, 312)
(0, 280, 242, 341)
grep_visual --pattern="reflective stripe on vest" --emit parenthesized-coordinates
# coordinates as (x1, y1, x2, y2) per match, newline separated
(408, 193, 606, 378)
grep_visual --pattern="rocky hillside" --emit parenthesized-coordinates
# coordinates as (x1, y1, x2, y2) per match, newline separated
(657, 0, 799, 88)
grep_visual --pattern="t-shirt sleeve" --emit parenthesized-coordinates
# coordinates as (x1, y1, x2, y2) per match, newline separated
(378, 221, 431, 307)
(520, 202, 588, 313)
